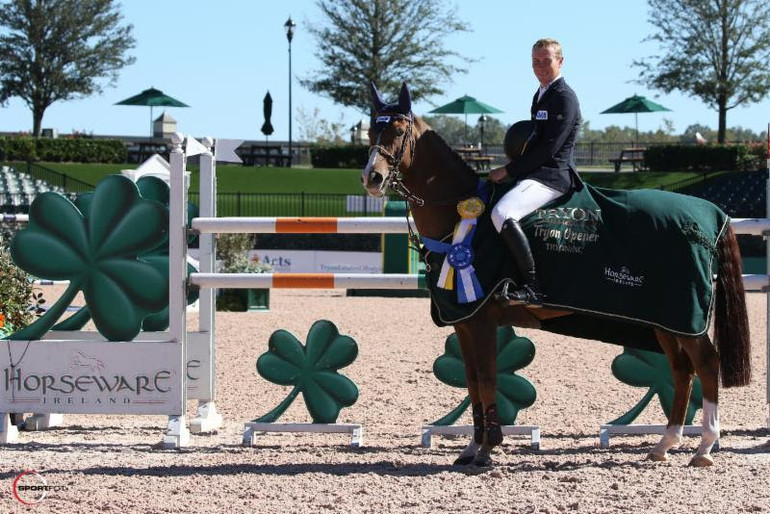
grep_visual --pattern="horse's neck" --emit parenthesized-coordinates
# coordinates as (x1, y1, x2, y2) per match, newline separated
(406, 119, 479, 239)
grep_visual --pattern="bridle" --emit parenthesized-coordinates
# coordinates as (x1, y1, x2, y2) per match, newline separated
(368, 111, 490, 265)
(369, 112, 424, 206)
(369, 111, 490, 209)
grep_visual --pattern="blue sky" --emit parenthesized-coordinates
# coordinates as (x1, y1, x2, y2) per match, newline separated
(1, 0, 768, 141)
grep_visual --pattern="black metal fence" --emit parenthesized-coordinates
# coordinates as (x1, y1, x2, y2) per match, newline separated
(485, 141, 678, 168)
(22, 161, 95, 193)
(187, 191, 390, 217)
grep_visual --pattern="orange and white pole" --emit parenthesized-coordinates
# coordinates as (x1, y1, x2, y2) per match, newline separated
(191, 216, 411, 234)
(190, 272, 425, 290)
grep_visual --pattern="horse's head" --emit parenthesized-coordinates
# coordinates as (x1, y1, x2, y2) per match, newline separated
(361, 81, 415, 197)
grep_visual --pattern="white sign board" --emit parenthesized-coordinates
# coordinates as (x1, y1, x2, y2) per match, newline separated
(253, 250, 381, 273)
(185, 331, 212, 400)
(187, 249, 382, 274)
(0, 339, 184, 415)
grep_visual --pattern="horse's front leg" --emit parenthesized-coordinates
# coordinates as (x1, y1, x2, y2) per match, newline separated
(455, 310, 499, 467)
(649, 331, 694, 462)
(452, 323, 483, 465)
(680, 335, 720, 467)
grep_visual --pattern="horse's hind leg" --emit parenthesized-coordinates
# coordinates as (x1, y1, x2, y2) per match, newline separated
(679, 335, 720, 467)
(649, 330, 695, 462)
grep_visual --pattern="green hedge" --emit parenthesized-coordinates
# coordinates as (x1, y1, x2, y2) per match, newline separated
(310, 144, 369, 168)
(0, 136, 127, 163)
(645, 144, 763, 172)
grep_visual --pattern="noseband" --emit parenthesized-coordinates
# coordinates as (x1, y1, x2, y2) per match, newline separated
(370, 112, 423, 206)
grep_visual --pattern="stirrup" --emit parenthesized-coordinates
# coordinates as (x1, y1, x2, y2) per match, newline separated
(497, 281, 544, 307)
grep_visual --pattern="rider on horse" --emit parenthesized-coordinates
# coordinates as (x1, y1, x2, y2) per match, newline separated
(488, 38, 582, 306)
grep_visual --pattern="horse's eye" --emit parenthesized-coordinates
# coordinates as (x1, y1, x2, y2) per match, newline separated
(395, 128, 405, 137)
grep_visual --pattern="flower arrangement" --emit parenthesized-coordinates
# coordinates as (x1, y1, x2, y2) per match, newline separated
(215, 234, 273, 311)
(0, 239, 45, 339)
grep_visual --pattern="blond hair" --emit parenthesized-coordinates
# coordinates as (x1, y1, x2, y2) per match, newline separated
(533, 38, 562, 59)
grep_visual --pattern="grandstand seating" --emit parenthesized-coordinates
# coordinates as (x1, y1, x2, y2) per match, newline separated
(680, 170, 766, 219)
(679, 170, 766, 257)
(0, 165, 69, 213)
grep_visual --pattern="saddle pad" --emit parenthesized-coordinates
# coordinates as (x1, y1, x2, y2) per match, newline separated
(426, 182, 728, 338)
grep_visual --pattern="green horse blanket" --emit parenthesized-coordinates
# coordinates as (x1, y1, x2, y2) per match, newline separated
(425, 182, 728, 349)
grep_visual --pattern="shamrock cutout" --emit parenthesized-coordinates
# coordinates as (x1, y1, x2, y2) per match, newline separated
(431, 326, 537, 426)
(8, 175, 169, 341)
(53, 175, 199, 332)
(255, 320, 359, 424)
(607, 347, 703, 425)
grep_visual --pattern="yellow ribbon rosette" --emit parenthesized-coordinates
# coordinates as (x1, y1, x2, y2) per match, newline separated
(457, 196, 485, 219)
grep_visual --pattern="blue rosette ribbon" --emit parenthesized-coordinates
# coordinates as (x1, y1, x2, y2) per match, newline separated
(421, 183, 488, 304)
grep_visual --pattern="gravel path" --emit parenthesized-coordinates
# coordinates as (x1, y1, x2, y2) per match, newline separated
(1, 287, 768, 513)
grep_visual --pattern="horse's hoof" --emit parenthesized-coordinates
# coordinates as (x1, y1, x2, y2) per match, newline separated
(688, 454, 714, 467)
(472, 454, 493, 467)
(453, 455, 475, 466)
(472, 447, 494, 467)
(646, 451, 668, 462)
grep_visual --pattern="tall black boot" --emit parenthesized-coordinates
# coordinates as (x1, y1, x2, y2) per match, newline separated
(499, 218, 543, 306)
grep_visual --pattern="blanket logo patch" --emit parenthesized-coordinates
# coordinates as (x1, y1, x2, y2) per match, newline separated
(532, 207, 602, 254)
(604, 265, 645, 288)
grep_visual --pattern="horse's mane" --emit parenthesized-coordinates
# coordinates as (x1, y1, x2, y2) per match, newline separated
(414, 117, 477, 175)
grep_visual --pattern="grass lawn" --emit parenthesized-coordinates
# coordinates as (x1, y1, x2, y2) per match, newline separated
(38, 162, 366, 194)
(36, 161, 708, 194)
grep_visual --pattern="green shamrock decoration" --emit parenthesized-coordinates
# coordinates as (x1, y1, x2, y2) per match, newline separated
(608, 347, 703, 425)
(53, 175, 199, 332)
(255, 319, 359, 424)
(431, 326, 537, 426)
(8, 175, 169, 341)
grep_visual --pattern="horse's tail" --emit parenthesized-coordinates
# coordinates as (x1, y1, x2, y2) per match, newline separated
(714, 223, 751, 388)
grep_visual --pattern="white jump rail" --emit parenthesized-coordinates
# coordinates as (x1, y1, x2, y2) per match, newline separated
(1, 213, 29, 223)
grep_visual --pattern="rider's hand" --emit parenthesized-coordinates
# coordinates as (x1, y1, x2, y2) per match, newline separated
(488, 166, 509, 184)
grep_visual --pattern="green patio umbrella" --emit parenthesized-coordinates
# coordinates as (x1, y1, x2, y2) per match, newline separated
(261, 91, 274, 137)
(115, 87, 190, 136)
(601, 94, 671, 146)
(430, 95, 503, 144)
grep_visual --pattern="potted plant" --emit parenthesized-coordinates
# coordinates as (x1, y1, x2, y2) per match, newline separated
(215, 234, 273, 311)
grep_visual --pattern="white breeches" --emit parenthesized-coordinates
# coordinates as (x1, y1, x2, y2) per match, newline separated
(491, 179, 563, 232)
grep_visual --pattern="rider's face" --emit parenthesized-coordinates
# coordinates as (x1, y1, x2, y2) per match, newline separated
(531, 46, 563, 87)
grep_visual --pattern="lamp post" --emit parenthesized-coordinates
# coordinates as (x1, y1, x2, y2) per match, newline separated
(478, 114, 488, 154)
(284, 16, 296, 166)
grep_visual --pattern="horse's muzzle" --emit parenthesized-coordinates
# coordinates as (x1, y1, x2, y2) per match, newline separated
(363, 170, 387, 197)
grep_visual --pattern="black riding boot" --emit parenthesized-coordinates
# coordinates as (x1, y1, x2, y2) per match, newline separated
(499, 218, 543, 306)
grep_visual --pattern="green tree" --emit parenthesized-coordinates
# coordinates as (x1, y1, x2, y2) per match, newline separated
(422, 114, 471, 146)
(633, 0, 770, 143)
(474, 115, 507, 146)
(302, 0, 472, 116)
(423, 115, 507, 147)
(295, 105, 348, 145)
(0, 0, 136, 136)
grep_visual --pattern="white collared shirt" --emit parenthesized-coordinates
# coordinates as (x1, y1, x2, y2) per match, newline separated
(537, 75, 562, 102)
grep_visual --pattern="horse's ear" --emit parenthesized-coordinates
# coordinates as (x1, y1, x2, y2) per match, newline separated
(370, 82, 387, 112)
(398, 82, 412, 114)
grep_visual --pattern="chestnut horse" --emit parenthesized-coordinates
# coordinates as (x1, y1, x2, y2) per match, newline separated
(361, 82, 751, 468)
